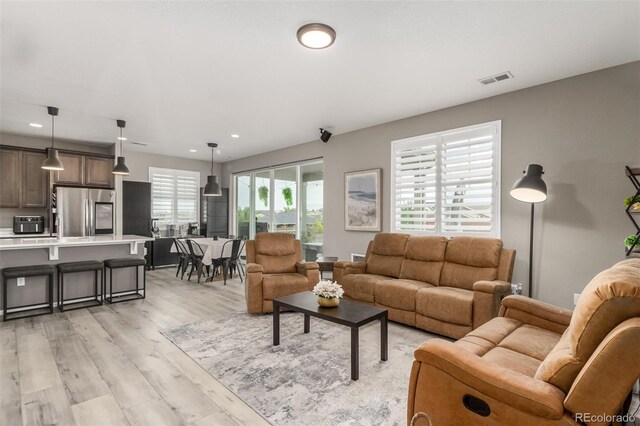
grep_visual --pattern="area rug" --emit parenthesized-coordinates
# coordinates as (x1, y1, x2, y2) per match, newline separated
(162, 312, 440, 425)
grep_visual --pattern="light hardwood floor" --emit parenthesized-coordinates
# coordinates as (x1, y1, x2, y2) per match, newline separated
(0, 267, 269, 426)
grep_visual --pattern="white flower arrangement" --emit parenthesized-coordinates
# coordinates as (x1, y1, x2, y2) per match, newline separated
(312, 280, 344, 299)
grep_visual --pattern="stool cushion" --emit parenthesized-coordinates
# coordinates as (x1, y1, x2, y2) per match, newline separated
(57, 261, 104, 273)
(3, 264, 56, 279)
(104, 258, 146, 268)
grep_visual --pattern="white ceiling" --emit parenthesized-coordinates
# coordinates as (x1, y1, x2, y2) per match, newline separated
(1, 1, 638, 161)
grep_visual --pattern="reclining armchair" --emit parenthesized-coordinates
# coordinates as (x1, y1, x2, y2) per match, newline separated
(245, 233, 320, 313)
(408, 259, 640, 425)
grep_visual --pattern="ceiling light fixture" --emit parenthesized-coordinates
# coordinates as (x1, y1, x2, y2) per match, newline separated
(112, 119, 130, 175)
(189, 149, 198, 153)
(29, 123, 43, 128)
(41, 106, 64, 171)
(230, 134, 240, 138)
(297, 23, 336, 49)
(203, 143, 222, 196)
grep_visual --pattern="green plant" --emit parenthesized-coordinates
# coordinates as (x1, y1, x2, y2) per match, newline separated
(282, 187, 293, 208)
(624, 234, 639, 248)
(258, 185, 269, 207)
(624, 195, 639, 207)
(237, 207, 250, 222)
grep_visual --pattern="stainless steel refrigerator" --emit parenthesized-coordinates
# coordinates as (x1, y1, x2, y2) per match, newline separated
(55, 187, 116, 237)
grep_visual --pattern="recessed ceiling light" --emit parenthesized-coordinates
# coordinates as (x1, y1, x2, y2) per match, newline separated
(297, 23, 336, 49)
(29, 123, 43, 128)
(117, 137, 127, 141)
(230, 134, 240, 138)
(189, 149, 197, 153)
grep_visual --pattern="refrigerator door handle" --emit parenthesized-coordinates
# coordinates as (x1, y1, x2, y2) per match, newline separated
(86, 198, 91, 236)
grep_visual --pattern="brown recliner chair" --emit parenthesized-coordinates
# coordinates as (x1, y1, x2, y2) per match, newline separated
(408, 259, 640, 425)
(245, 233, 320, 313)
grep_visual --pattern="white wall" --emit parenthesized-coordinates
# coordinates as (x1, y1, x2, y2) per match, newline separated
(221, 61, 640, 309)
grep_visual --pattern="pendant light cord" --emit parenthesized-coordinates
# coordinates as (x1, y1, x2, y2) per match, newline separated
(211, 146, 214, 175)
(51, 114, 55, 149)
(120, 128, 124, 156)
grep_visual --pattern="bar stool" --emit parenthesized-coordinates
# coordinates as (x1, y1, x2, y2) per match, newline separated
(2, 264, 55, 321)
(104, 258, 146, 304)
(57, 261, 104, 312)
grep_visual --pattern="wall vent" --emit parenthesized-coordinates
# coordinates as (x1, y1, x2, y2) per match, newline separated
(478, 71, 514, 86)
(130, 141, 148, 146)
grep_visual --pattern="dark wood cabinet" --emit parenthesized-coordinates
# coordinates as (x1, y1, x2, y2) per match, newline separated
(205, 188, 229, 237)
(22, 151, 49, 208)
(0, 149, 22, 208)
(85, 156, 114, 188)
(54, 153, 84, 185)
(123, 181, 151, 236)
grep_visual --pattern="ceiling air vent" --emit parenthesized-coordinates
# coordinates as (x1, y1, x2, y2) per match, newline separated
(478, 71, 514, 86)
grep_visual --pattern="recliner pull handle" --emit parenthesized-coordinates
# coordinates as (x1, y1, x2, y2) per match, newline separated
(463, 394, 491, 417)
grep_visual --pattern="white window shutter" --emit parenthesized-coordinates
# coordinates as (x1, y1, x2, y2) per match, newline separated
(150, 167, 200, 225)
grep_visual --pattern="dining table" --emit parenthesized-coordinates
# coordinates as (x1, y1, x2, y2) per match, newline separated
(170, 237, 237, 266)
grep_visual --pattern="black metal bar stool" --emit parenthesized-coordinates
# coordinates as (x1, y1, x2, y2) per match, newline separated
(103, 258, 146, 304)
(2, 264, 55, 321)
(57, 261, 104, 312)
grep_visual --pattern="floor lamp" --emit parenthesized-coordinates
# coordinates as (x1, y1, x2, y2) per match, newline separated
(510, 164, 547, 298)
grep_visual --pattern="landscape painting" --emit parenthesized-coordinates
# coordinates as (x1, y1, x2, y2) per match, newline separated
(345, 168, 381, 231)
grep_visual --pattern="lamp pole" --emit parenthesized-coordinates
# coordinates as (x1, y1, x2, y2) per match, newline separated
(528, 203, 534, 297)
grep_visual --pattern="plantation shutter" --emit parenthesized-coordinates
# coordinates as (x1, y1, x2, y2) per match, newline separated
(391, 121, 500, 237)
(440, 125, 497, 235)
(150, 167, 200, 225)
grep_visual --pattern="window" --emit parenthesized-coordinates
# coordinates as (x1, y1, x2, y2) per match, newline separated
(391, 121, 501, 237)
(149, 167, 200, 225)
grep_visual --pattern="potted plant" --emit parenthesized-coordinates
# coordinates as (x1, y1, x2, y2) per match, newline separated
(312, 280, 344, 307)
(624, 234, 639, 250)
(624, 195, 640, 211)
(258, 185, 269, 207)
(282, 187, 293, 209)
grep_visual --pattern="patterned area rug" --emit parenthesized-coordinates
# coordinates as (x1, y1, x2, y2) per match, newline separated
(162, 312, 439, 425)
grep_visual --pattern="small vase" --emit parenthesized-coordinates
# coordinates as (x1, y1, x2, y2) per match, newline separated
(317, 296, 340, 308)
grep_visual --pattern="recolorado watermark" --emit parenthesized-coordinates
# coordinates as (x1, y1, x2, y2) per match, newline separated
(574, 413, 636, 423)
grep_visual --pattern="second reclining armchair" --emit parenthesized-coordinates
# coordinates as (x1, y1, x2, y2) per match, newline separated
(245, 233, 320, 313)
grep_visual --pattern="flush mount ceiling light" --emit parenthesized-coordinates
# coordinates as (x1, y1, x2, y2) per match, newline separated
(112, 119, 130, 175)
(29, 123, 43, 128)
(203, 143, 222, 196)
(189, 149, 198, 153)
(41, 106, 64, 171)
(230, 134, 240, 138)
(297, 23, 336, 49)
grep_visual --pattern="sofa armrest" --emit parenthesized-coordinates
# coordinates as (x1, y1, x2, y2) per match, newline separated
(333, 261, 366, 282)
(499, 295, 572, 334)
(245, 263, 264, 314)
(411, 339, 566, 420)
(296, 262, 320, 288)
(472, 280, 512, 329)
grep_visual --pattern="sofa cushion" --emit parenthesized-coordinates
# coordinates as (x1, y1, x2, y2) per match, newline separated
(255, 233, 295, 255)
(399, 236, 447, 285)
(365, 233, 409, 278)
(375, 279, 433, 311)
(439, 237, 501, 290)
(340, 273, 390, 303)
(482, 347, 542, 378)
(255, 253, 297, 274)
(262, 273, 309, 300)
(415, 287, 474, 326)
(535, 259, 640, 393)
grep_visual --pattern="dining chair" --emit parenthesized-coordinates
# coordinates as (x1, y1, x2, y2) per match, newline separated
(174, 239, 190, 279)
(186, 239, 208, 283)
(213, 238, 242, 285)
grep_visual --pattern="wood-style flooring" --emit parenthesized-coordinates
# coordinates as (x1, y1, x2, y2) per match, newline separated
(1, 267, 639, 426)
(0, 267, 268, 426)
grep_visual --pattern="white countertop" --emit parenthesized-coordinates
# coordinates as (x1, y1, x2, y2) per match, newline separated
(0, 235, 153, 250)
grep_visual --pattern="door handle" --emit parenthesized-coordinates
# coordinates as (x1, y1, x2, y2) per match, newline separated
(462, 394, 491, 417)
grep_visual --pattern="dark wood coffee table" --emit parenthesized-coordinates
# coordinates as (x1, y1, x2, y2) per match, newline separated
(272, 291, 388, 380)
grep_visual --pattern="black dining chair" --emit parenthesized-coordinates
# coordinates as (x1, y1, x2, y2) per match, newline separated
(186, 239, 208, 283)
(213, 238, 242, 285)
(174, 239, 190, 279)
(224, 234, 236, 240)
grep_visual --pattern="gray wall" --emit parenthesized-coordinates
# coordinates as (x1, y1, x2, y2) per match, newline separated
(221, 61, 640, 309)
(124, 150, 221, 187)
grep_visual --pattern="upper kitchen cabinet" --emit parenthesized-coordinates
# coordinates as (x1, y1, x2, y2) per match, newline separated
(0, 149, 22, 207)
(22, 151, 49, 208)
(54, 152, 114, 188)
(0, 148, 48, 208)
(85, 156, 114, 187)
(54, 152, 84, 185)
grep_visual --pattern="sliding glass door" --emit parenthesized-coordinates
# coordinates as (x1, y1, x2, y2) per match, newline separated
(233, 160, 323, 260)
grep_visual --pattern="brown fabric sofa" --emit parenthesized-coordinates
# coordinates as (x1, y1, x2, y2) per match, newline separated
(245, 233, 320, 313)
(408, 259, 640, 425)
(333, 233, 515, 338)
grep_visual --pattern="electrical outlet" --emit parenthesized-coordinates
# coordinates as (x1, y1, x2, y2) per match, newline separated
(573, 293, 581, 306)
(17, 277, 25, 287)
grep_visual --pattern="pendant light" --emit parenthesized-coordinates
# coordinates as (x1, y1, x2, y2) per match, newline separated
(203, 143, 222, 196)
(41, 106, 64, 171)
(112, 119, 130, 175)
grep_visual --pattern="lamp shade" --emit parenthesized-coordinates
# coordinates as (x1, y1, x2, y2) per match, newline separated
(203, 175, 222, 196)
(41, 148, 64, 171)
(510, 164, 547, 203)
(112, 156, 130, 175)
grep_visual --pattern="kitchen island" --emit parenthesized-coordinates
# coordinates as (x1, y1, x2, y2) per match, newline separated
(0, 235, 153, 316)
